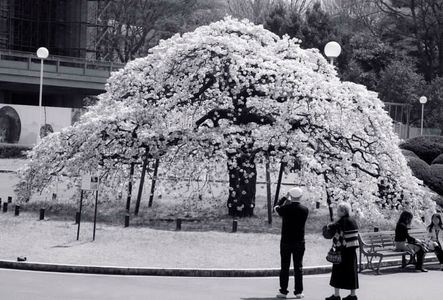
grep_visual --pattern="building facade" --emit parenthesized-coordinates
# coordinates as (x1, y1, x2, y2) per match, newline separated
(0, 0, 122, 145)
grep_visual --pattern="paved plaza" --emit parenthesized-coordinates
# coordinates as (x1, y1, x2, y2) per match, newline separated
(1, 267, 442, 300)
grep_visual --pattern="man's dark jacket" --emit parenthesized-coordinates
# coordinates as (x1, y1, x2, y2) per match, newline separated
(275, 197, 309, 244)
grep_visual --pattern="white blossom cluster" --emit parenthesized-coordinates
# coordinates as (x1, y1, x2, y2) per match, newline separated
(15, 17, 435, 222)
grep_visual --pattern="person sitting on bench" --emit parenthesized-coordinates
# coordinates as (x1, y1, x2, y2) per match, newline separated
(394, 211, 427, 272)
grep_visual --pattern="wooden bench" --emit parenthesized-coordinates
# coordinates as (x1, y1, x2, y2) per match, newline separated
(358, 229, 435, 274)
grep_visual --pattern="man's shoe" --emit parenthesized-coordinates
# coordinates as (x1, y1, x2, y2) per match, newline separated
(415, 268, 428, 272)
(294, 293, 304, 299)
(276, 292, 287, 298)
(325, 295, 341, 300)
(343, 295, 358, 300)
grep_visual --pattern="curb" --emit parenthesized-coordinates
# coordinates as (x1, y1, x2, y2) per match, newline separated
(0, 260, 331, 277)
(0, 257, 438, 277)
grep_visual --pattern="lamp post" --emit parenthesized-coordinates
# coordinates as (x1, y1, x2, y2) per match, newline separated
(36, 47, 49, 143)
(419, 96, 427, 136)
(324, 41, 341, 65)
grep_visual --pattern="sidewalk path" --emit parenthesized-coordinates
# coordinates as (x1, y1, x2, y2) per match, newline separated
(1, 267, 442, 300)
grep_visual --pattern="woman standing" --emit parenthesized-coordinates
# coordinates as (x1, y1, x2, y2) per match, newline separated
(426, 213, 443, 270)
(324, 202, 359, 300)
(394, 211, 427, 272)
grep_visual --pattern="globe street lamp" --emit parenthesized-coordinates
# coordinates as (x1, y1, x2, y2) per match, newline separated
(324, 41, 341, 66)
(36, 47, 49, 143)
(419, 96, 427, 136)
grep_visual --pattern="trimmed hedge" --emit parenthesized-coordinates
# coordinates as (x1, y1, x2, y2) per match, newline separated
(401, 149, 419, 159)
(428, 164, 443, 195)
(400, 135, 443, 164)
(0, 144, 30, 159)
(406, 156, 431, 182)
(432, 154, 443, 165)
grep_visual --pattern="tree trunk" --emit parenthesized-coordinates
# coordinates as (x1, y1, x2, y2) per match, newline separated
(227, 150, 257, 217)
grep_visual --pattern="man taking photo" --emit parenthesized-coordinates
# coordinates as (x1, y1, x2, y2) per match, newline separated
(274, 187, 309, 299)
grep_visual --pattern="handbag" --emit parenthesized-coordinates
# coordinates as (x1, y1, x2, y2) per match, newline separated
(326, 246, 342, 264)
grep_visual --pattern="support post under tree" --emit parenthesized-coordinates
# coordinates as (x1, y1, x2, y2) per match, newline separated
(93, 190, 98, 241)
(125, 162, 135, 213)
(148, 158, 159, 208)
(324, 173, 334, 222)
(274, 161, 286, 207)
(265, 154, 272, 224)
(76, 190, 84, 240)
(134, 154, 149, 215)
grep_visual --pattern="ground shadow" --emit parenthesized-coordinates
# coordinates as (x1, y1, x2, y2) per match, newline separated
(242, 297, 299, 300)
(360, 263, 441, 276)
(241, 298, 277, 300)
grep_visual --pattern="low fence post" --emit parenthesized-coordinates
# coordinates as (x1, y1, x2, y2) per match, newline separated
(124, 214, 130, 228)
(232, 220, 238, 233)
(2, 202, 8, 213)
(39, 208, 45, 220)
(176, 218, 182, 231)
(14, 205, 20, 216)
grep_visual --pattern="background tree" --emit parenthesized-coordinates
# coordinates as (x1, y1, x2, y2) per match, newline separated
(300, 2, 335, 49)
(423, 77, 443, 132)
(17, 18, 435, 222)
(374, 0, 443, 80)
(339, 32, 394, 91)
(226, 0, 275, 24)
(95, 0, 199, 62)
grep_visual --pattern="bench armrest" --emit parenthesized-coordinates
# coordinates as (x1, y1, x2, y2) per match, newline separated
(358, 235, 382, 252)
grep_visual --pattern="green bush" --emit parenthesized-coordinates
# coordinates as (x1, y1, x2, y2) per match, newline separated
(428, 164, 443, 196)
(0, 144, 30, 158)
(400, 135, 443, 164)
(401, 149, 418, 159)
(406, 156, 430, 182)
(432, 154, 443, 165)
(435, 195, 443, 210)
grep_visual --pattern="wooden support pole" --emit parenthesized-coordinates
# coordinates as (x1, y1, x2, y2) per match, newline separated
(265, 155, 272, 225)
(125, 162, 135, 212)
(93, 191, 99, 241)
(148, 159, 159, 208)
(76, 191, 84, 240)
(273, 162, 286, 207)
(134, 154, 149, 215)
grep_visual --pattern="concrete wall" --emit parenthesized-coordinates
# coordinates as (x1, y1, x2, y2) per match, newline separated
(0, 103, 72, 146)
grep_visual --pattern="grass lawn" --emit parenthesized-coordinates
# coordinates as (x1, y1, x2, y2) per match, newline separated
(0, 211, 331, 268)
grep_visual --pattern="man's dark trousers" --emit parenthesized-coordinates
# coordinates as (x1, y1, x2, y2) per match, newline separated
(280, 241, 305, 295)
